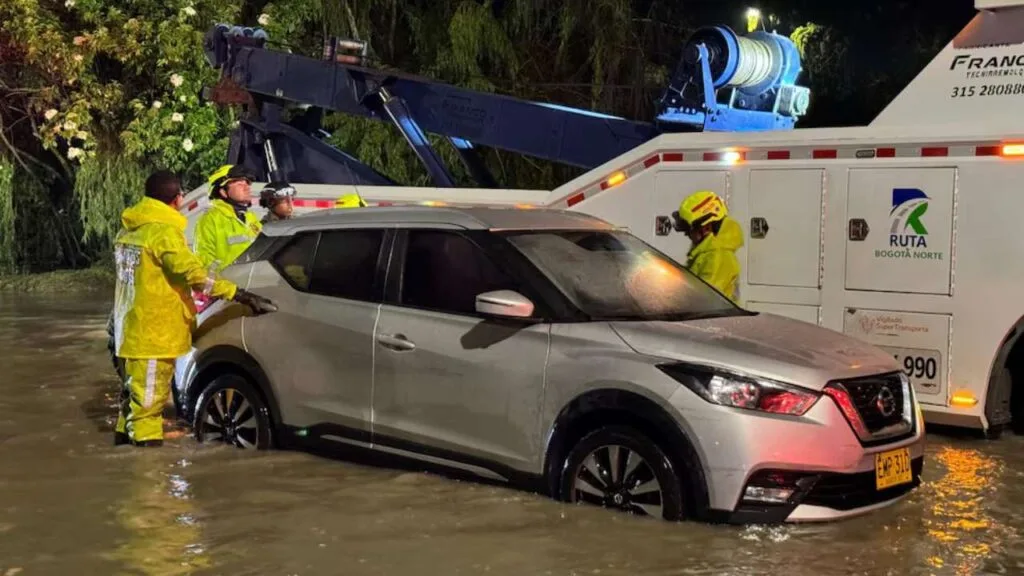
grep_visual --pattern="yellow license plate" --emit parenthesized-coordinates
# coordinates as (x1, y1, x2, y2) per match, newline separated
(874, 447, 913, 490)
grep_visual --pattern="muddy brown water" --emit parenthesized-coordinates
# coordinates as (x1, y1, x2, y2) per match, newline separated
(1, 294, 1023, 576)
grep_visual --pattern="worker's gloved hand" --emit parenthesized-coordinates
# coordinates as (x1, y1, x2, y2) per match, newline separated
(671, 210, 689, 234)
(232, 288, 278, 315)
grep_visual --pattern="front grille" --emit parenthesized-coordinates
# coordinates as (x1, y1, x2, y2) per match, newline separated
(841, 372, 907, 434)
(800, 457, 924, 511)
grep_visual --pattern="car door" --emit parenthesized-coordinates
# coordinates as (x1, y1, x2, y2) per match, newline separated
(372, 228, 551, 473)
(248, 227, 389, 438)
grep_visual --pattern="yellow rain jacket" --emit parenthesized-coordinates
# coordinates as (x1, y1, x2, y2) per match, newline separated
(687, 216, 744, 303)
(193, 198, 262, 272)
(112, 197, 238, 359)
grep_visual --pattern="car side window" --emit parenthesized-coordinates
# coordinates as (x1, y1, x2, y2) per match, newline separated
(308, 229, 385, 302)
(400, 230, 515, 315)
(271, 232, 319, 290)
(234, 233, 279, 265)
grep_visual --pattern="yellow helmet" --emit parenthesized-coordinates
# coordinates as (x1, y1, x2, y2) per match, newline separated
(207, 164, 233, 186)
(207, 164, 254, 197)
(674, 190, 727, 231)
(335, 193, 368, 209)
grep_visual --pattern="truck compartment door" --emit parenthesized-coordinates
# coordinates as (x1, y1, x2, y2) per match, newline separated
(651, 170, 730, 264)
(748, 169, 823, 288)
(842, 308, 950, 406)
(844, 167, 955, 295)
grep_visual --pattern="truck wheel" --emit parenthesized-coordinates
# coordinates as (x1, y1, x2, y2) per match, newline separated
(557, 426, 685, 521)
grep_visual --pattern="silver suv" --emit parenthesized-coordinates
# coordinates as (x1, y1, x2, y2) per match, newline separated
(175, 205, 925, 524)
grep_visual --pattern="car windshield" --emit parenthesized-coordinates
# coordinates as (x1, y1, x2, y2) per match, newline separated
(502, 229, 744, 322)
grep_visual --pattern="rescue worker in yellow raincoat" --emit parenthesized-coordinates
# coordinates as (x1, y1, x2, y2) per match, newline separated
(112, 170, 277, 447)
(194, 164, 263, 272)
(335, 192, 368, 209)
(671, 190, 744, 303)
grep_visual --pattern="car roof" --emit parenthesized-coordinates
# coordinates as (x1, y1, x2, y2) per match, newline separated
(259, 205, 618, 236)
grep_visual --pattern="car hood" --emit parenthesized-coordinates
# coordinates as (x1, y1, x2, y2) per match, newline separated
(609, 312, 898, 391)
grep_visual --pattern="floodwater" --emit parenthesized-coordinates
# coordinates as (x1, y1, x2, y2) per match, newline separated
(1, 294, 1023, 576)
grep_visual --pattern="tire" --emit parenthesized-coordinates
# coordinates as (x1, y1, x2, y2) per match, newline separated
(193, 373, 273, 449)
(557, 425, 685, 521)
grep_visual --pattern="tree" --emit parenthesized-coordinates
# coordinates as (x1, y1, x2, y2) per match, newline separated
(0, 0, 245, 270)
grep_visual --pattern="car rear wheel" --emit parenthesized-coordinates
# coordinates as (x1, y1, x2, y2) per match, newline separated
(558, 426, 684, 521)
(193, 373, 272, 449)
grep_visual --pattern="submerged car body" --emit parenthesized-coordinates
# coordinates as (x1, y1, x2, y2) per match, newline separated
(175, 205, 925, 523)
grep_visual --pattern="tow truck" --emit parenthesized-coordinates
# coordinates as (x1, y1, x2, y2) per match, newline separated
(161, 0, 1024, 437)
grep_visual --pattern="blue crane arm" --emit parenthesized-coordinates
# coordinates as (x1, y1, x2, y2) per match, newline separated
(202, 24, 809, 188)
(220, 44, 658, 170)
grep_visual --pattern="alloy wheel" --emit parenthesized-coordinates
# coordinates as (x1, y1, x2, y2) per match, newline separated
(571, 443, 664, 518)
(196, 387, 261, 449)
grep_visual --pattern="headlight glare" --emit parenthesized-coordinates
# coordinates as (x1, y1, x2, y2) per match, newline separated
(659, 364, 820, 416)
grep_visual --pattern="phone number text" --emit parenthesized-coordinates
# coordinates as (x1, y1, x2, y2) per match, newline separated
(951, 83, 1024, 98)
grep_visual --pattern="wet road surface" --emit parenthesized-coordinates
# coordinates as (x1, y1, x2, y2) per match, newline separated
(1, 294, 1023, 576)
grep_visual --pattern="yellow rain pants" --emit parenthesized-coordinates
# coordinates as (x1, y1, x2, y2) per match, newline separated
(115, 358, 177, 443)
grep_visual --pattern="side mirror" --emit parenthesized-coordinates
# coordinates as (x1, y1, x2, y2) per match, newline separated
(475, 290, 535, 319)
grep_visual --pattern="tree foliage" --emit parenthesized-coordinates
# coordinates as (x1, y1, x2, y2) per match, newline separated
(0, 0, 242, 271)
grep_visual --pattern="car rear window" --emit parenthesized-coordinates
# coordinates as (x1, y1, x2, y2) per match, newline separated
(271, 232, 319, 291)
(308, 229, 385, 302)
(233, 233, 279, 265)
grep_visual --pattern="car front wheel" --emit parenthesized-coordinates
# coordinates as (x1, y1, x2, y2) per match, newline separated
(558, 425, 685, 521)
(193, 373, 272, 449)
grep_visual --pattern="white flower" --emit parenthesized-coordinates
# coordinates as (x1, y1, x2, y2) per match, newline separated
(65, 0, 75, 7)
(152, 100, 162, 109)
(170, 73, 184, 88)
(44, 109, 58, 121)
(63, 120, 77, 131)
(258, 13, 270, 26)
(183, 6, 197, 17)
(182, 138, 194, 152)
(171, 112, 184, 123)
(75, 131, 88, 140)
(67, 147, 83, 160)
(179, 95, 187, 103)
(73, 54, 83, 62)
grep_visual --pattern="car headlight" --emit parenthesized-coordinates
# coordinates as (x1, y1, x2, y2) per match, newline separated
(657, 363, 821, 416)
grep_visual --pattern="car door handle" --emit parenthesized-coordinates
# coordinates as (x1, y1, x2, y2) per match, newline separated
(376, 333, 416, 351)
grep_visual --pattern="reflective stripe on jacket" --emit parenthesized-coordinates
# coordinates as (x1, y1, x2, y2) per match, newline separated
(193, 199, 262, 272)
(112, 197, 237, 359)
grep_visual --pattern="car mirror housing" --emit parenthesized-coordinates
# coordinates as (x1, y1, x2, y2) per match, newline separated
(475, 290, 535, 319)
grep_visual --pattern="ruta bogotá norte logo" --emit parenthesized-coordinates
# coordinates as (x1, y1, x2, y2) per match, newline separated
(890, 188, 929, 248)
(874, 187, 943, 260)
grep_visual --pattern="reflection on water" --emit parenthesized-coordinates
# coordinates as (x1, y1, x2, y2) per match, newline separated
(924, 445, 1018, 576)
(1, 293, 1024, 575)
(105, 453, 211, 575)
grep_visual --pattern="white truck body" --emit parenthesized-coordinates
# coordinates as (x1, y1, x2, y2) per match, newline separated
(181, 0, 1024, 433)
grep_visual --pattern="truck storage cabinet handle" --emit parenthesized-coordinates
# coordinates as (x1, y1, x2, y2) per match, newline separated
(750, 217, 769, 239)
(848, 218, 870, 242)
(654, 215, 673, 236)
